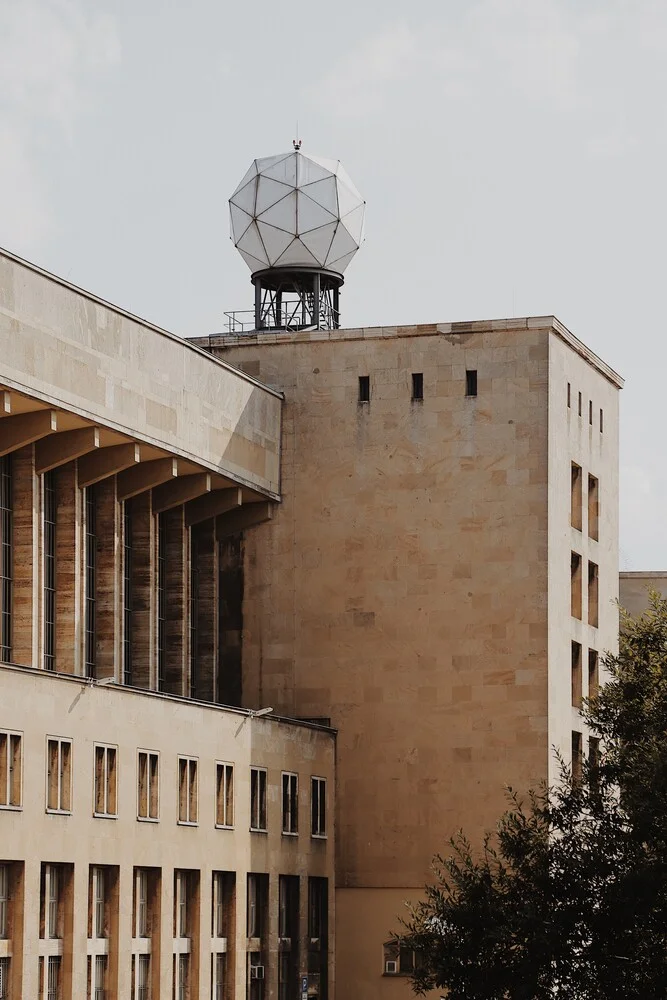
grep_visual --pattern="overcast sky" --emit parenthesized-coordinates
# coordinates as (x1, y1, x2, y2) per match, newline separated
(1, 0, 665, 568)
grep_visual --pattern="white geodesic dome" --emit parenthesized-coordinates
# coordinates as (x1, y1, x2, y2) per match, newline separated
(229, 150, 365, 275)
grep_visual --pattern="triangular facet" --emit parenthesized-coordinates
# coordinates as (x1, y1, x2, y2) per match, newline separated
(300, 222, 337, 266)
(300, 176, 338, 216)
(274, 239, 320, 268)
(305, 154, 339, 175)
(237, 222, 269, 265)
(340, 203, 365, 245)
(327, 248, 357, 274)
(296, 191, 337, 234)
(257, 191, 297, 233)
(255, 176, 293, 216)
(238, 248, 267, 274)
(255, 152, 292, 174)
(230, 204, 253, 243)
(230, 178, 256, 216)
(336, 162, 363, 200)
(257, 222, 294, 264)
(297, 155, 335, 187)
(336, 181, 363, 219)
(231, 162, 257, 198)
(325, 223, 358, 267)
(262, 152, 297, 186)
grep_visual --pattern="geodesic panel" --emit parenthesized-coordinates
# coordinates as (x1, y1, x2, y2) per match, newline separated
(230, 150, 365, 274)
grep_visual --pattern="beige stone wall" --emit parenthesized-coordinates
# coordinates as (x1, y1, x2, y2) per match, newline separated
(0, 249, 281, 496)
(619, 572, 667, 616)
(0, 663, 335, 999)
(204, 316, 621, 1000)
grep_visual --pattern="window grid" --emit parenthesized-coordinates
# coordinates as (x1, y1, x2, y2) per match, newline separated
(215, 762, 234, 828)
(94, 745, 117, 817)
(123, 500, 133, 686)
(135, 953, 150, 1000)
(84, 486, 97, 679)
(0, 730, 21, 808)
(250, 767, 267, 832)
(281, 772, 298, 835)
(311, 777, 326, 837)
(47, 738, 72, 813)
(92, 954, 107, 1000)
(178, 757, 198, 825)
(157, 513, 166, 692)
(0, 454, 12, 663)
(47, 955, 61, 1000)
(137, 750, 159, 821)
(43, 471, 56, 671)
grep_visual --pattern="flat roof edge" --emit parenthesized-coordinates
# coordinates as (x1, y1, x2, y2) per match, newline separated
(0, 246, 283, 401)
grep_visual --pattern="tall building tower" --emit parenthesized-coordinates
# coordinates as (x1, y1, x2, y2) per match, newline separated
(197, 176, 624, 996)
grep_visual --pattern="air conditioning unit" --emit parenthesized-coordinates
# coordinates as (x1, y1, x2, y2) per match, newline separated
(250, 965, 265, 980)
(385, 960, 398, 974)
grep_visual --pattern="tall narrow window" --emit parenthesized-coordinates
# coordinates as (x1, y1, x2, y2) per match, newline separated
(91, 954, 107, 1000)
(43, 470, 56, 671)
(212, 952, 225, 1000)
(94, 744, 117, 817)
(599, 408, 604, 433)
(40, 864, 61, 940)
(157, 513, 166, 692)
(570, 463, 582, 531)
(0, 865, 8, 938)
(90, 866, 106, 939)
(190, 529, 199, 699)
(0, 956, 7, 1000)
(311, 777, 327, 837)
(46, 955, 61, 1000)
(250, 767, 267, 832)
(174, 871, 190, 939)
(123, 500, 133, 685)
(178, 756, 198, 824)
(282, 772, 298, 835)
(176, 954, 188, 1000)
(308, 878, 328, 1000)
(588, 561, 599, 628)
(465, 370, 477, 397)
(588, 400, 593, 425)
(0, 455, 12, 663)
(567, 382, 571, 408)
(215, 762, 234, 828)
(278, 876, 299, 1000)
(411, 373, 423, 401)
(570, 552, 582, 620)
(587, 474, 599, 541)
(0, 730, 22, 808)
(84, 486, 97, 679)
(47, 737, 72, 813)
(578, 392, 582, 417)
(588, 649, 599, 698)
(137, 750, 159, 821)
(247, 873, 268, 995)
(358, 375, 370, 403)
(571, 642, 582, 709)
(571, 732, 583, 786)
(135, 952, 150, 1000)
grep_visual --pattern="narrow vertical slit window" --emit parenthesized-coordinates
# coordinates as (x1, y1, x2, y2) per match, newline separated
(157, 512, 166, 692)
(599, 408, 604, 433)
(588, 400, 593, 425)
(571, 642, 582, 709)
(358, 375, 370, 403)
(588, 649, 599, 698)
(570, 463, 582, 531)
(281, 772, 298, 835)
(0, 455, 12, 663)
(567, 382, 571, 408)
(587, 474, 599, 541)
(43, 470, 56, 671)
(465, 370, 477, 397)
(250, 767, 267, 832)
(578, 392, 582, 417)
(0, 730, 22, 808)
(570, 552, 582, 620)
(46, 737, 71, 813)
(311, 777, 326, 837)
(84, 486, 97, 679)
(588, 561, 599, 628)
(411, 373, 424, 401)
(571, 732, 583, 786)
(215, 762, 234, 828)
(0, 864, 8, 938)
(123, 500, 133, 686)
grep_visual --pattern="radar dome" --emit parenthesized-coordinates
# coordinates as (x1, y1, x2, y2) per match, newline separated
(229, 148, 365, 276)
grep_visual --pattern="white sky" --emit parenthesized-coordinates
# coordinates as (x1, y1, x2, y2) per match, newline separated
(0, 0, 663, 568)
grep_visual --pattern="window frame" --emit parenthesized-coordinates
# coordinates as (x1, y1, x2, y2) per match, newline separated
(177, 755, 198, 826)
(45, 736, 72, 814)
(93, 743, 118, 819)
(215, 761, 234, 830)
(311, 776, 327, 839)
(250, 766, 268, 833)
(281, 771, 298, 836)
(137, 749, 159, 822)
(0, 728, 22, 810)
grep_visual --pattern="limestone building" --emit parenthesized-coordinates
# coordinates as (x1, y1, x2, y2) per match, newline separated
(0, 247, 335, 1000)
(196, 315, 622, 999)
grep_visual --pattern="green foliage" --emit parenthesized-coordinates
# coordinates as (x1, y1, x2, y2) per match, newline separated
(399, 594, 667, 999)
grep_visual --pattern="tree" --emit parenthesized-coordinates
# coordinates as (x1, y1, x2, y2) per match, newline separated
(399, 595, 667, 999)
